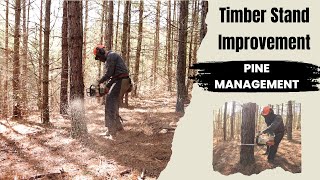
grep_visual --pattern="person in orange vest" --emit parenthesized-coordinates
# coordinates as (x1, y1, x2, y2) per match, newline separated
(260, 106, 285, 163)
(93, 45, 132, 138)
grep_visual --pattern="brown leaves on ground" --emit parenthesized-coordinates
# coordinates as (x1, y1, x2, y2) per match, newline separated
(212, 131, 301, 175)
(0, 93, 182, 179)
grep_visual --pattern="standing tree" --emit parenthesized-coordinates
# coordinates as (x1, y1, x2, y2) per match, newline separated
(82, 0, 88, 78)
(42, 0, 51, 124)
(175, 1, 188, 113)
(230, 101, 236, 139)
(286, 100, 293, 140)
(153, 1, 160, 86)
(106, 1, 113, 50)
(114, 1, 121, 51)
(21, 0, 29, 116)
(240, 102, 256, 165)
(200, 1, 208, 42)
(12, 0, 22, 120)
(60, 1, 68, 115)
(223, 102, 227, 141)
(3, 0, 9, 118)
(38, 0, 44, 118)
(68, 0, 88, 138)
(133, 1, 144, 97)
(166, 0, 172, 92)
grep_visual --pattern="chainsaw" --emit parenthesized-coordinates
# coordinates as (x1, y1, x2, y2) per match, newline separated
(239, 132, 275, 146)
(86, 84, 106, 97)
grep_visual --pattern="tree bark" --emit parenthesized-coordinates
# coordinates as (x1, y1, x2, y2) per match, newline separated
(60, 1, 68, 115)
(106, 1, 113, 50)
(21, 0, 29, 117)
(42, 0, 51, 124)
(286, 101, 293, 140)
(167, 0, 172, 92)
(240, 103, 256, 165)
(153, 1, 161, 86)
(223, 102, 227, 141)
(114, 1, 121, 52)
(12, 0, 22, 120)
(175, 1, 188, 113)
(3, 0, 9, 118)
(200, 1, 208, 42)
(68, 1, 88, 138)
(38, 0, 43, 118)
(82, 0, 88, 79)
(230, 101, 236, 139)
(133, 1, 144, 97)
(124, 1, 131, 107)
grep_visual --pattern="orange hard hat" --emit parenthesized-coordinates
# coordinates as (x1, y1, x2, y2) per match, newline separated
(93, 45, 105, 55)
(261, 106, 271, 116)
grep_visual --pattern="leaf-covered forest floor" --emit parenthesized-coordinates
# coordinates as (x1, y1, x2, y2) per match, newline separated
(212, 131, 301, 175)
(0, 93, 183, 179)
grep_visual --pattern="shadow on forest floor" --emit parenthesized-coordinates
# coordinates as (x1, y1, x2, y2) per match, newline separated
(212, 131, 301, 175)
(0, 93, 183, 179)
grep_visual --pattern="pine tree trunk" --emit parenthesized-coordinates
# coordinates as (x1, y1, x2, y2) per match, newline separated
(124, 2, 131, 107)
(231, 101, 236, 139)
(240, 103, 256, 165)
(296, 103, 301, 130)
(38, 0, 43, 118)
(82, 0, 88, 79)
(42, 0, 51, 124)
(223, 102, 227, 141)
(114, 1, 121, 51)
(21, 0, 29, 117)
(60, 1, 68, 115)
(3, 0, 9, 118)
(153, 1, 161, 86)
(106, 1, 113, 50)
(167, 0, 172, 92)
(12, 0, 22, 120)
(191, 0, 200, 80)
(200, 1, 208, 42)
(68, 1, 88, 138)
(133, 1, 144, 97)
(287, 101, 293, 140)
(175, 1, 188, 113)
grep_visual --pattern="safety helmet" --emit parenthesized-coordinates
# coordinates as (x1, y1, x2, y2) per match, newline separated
(93, 45, 105, 60)
(261, 106, 272, 116)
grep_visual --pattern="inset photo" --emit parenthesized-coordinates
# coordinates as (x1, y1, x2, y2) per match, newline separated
(212, 101, 301, 175)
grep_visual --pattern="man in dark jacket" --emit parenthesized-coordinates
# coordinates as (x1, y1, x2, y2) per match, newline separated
(260, 106, 285, 163)
(93, 45, 132, 138)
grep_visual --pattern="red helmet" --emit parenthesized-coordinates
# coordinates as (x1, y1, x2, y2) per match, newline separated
(93, 45, 105, 56)
(261, 106, 271, 116)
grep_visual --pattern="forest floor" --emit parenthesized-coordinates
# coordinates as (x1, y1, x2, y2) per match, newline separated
(212, 131, 301, 175)
(0, 92, 184, 179)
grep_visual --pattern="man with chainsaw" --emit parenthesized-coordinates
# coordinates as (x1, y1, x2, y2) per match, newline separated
(260, 106, 285, 163)
(93, 45, 132, 138)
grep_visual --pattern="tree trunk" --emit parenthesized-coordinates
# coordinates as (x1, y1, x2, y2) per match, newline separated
(68, 1, 88, 138)
(200, 1, 208, 42)
(133, 1, 144, 97)
(240, 103, 256, 165)
(153, 1, 161, 86)
(296, 103, 301, 130)
(175, 1, 188, 113)
(167, 0, 172, 92)
(121, 1, 129, 61)
(286, 101, 293, 140)
(38, 0, 44, 119)
(42, 0, 51, 124)
(281, 103, 284, 116)
(21, 0, 29, 117)
(230, 101, 236, 139)
(223, 102, 227, 141)
(60, 1, 68, 115)
(114, 1, 121, 51)
(3, 0, 9, 118)
(12, 0, 22, 120)
(186, 1, 196, 97)
(82, 0, 88, 79)
(106, 1, 113, 50)
(124, 2, 131, 107)
(191, 0, 200, 82)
